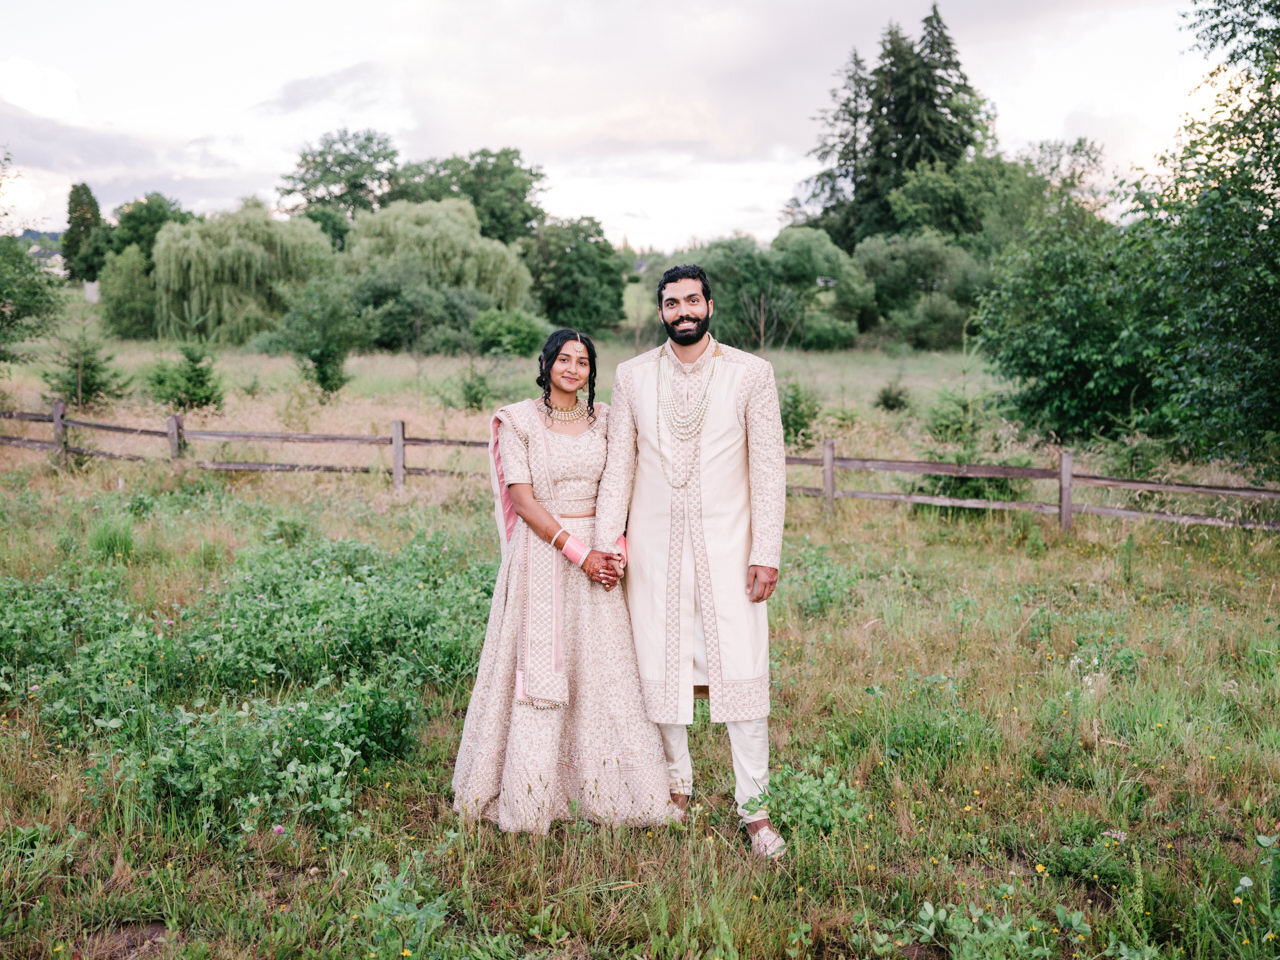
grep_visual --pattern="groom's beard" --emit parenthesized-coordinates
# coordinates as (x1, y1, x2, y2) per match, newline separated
(663, 312, 710, 346)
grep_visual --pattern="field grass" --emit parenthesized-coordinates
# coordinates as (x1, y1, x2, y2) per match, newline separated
(1, 330, 1278, 958)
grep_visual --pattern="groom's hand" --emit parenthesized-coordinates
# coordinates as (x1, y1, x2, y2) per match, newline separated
(746, 565, 778, 603)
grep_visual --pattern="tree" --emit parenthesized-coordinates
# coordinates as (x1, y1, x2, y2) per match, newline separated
(523, 216, 623, 333)
(853, 230, 985, 345)
(41, 324, 129, 409)
(112, 193, 193, 268)
(1183, 0, 1280, 75)
(389, 148, 545, 243)
(63, 183, 101, 280)
(887, 139, 1104, 258)
(976, 212, 1167, 440)
(1127, 62, 1280, 470)
(799, 6, 984, 248)
(343, 199, 531, 310)
(146, 344, 224, 411)
(153, 199, 332, 343)
(304, 206, 350, 251)
(0, 235, 62, 368)
(99, 244, 157, 339)
(275, 274, 366, 399)
(278, 128, 399, 218)
(71, 223, 114, 282)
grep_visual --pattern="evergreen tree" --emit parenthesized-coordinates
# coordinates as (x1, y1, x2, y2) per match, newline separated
(799, 5, 983, 249)
(63, 183, 101, 281)
(41, 325, 129, 409)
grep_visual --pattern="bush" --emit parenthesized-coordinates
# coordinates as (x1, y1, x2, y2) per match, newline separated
(912, 389, 1030, 512)
(799, 314, 859, 350)
(470, 308, 549, 357)
(146, 344, 224, 411)
(875, 378, 911, 412)
(889, 291, 969, 350)
(779, 380, 821, 447)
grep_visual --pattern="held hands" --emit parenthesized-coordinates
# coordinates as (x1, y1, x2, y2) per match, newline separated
(746, 565, 778, 603)
(583, 550, 623, 590)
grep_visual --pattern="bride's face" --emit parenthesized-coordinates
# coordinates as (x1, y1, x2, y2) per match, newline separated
(548, 340, 590, 403)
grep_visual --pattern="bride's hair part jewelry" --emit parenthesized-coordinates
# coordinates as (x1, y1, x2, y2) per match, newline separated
(536, 328, 597, 419)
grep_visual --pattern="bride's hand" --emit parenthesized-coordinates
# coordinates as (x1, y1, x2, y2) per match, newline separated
(582, 550, 622, 589)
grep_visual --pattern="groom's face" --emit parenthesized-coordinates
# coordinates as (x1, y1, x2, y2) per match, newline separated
(660, 278, 713, 346)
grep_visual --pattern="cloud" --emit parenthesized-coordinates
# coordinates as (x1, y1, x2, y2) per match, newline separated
(0, 99, 159, 172)
(257, 61, 385, 113)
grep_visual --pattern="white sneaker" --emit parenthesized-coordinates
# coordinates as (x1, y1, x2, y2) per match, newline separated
(748, 821, 787, 860)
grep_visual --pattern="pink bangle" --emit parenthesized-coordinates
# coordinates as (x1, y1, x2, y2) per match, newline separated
(560, 535, 589, 567)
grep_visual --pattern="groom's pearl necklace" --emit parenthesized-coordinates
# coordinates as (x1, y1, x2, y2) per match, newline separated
(656, 343, 721, 488)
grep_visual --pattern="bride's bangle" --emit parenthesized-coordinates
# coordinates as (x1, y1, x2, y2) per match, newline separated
(550, 527, 569, 550)
(559, 534, 589, 567)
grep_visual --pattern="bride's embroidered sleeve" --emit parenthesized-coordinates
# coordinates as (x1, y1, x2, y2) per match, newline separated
(497, 420, 532, 486)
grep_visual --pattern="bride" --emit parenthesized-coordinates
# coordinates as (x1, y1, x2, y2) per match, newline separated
(452, 329, 670, 832)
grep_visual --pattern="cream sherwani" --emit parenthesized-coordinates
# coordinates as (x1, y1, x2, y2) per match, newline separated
(595, 336, 786, 728)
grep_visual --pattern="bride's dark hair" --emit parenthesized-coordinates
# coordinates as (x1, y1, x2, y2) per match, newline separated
(536, 329, 597, 419)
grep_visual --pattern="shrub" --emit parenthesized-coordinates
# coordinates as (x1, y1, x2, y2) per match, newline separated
(875, 377, 910, 412)
(146, 344, 224, 411)
(889, 291, 969, 350)
(40, 325, 129, 409)
(746, 753, 866, 837)
(779, 380, 821, 447)
(470, 308, 549, 357)
(459, 364, 492, 412)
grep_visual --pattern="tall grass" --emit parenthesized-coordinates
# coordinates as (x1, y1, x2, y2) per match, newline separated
(1, 335, 1277, 957)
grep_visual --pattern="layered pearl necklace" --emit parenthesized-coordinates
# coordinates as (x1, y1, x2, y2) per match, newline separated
(541, 397, 587, 422)
(656, 343, 722, 488)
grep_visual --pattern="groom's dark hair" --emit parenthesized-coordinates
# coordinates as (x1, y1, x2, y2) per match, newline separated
(657, 263, 712, 309)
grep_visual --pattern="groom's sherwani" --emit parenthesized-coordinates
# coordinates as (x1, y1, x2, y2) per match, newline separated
(595, 336, 786, 726)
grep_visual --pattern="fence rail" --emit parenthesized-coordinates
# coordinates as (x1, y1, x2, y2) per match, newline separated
(2, 404, 1278, 531)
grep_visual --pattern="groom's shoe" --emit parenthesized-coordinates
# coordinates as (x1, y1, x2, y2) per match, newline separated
(668, 792, 690, 824)
(745, 818, 786, 860)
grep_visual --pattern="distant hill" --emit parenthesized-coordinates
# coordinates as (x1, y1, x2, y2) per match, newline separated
(21, 229, 62, 252)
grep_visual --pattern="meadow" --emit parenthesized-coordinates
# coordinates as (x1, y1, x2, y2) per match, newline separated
(1, 337, 1277, 959)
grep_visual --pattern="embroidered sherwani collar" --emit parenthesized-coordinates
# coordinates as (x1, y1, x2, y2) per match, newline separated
(663, 334, 718, 374)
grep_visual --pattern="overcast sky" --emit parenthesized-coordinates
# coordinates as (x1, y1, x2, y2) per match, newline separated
(1, 0, 1218, 251)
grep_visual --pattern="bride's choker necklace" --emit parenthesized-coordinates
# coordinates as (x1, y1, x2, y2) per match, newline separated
(541, 397, 587, 422)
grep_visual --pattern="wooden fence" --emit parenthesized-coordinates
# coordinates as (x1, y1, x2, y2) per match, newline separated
(3, 404, 1279, 532)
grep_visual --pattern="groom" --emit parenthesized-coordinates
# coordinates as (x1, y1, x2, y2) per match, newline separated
(595, 263, 787, 859)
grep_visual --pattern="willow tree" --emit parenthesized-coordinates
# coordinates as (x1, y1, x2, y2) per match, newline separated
(343, 199, 531, 309)
(153, 199, 332, 343)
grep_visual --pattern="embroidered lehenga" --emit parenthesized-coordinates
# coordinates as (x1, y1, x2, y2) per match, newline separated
(451, 399, 669, 832)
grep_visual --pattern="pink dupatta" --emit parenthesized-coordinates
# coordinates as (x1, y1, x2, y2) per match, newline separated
(489, 400, 569, 709)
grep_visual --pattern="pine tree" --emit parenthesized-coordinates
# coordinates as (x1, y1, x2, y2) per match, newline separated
(63, 184, 101, 281)
(799, 6, 984, 248)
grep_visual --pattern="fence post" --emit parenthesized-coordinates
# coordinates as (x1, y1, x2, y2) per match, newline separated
(51, 400, 66, 467)
(1059, 450, 1073, 531)
(823, 439, 835, 514)
(167, 414, 184, 461)
(391, 420, 405, 491)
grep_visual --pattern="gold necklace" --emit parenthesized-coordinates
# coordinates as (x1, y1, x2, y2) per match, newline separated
(541, 397, 587, 422)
